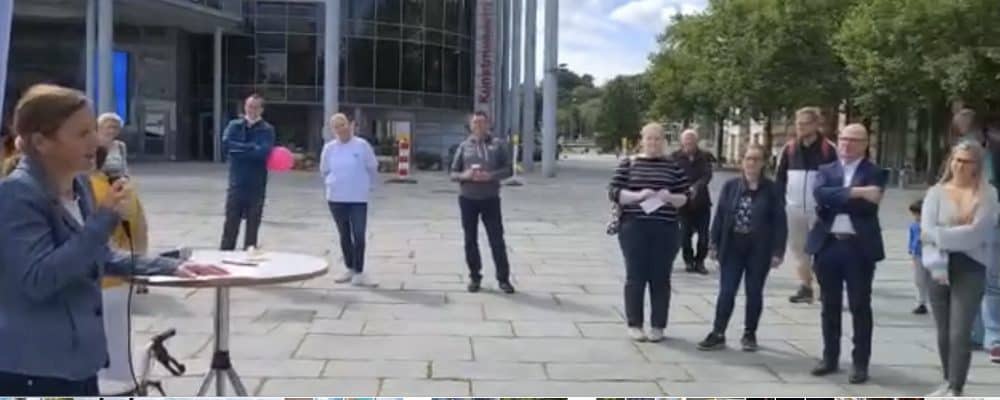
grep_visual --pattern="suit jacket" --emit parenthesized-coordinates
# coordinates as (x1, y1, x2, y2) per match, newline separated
(0, 157, 179, 380)
(804, 159, 886, 263)
(672, 149, 713, 212)
(710, 176, 787, 262)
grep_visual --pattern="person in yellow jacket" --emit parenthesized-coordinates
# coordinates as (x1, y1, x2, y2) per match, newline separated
(91, 145, 150, 290)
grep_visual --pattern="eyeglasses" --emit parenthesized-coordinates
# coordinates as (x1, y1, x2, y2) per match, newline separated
(743, 156, 763, 161)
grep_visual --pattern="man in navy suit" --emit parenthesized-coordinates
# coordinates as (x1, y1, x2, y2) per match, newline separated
(805, 123, 886, 384)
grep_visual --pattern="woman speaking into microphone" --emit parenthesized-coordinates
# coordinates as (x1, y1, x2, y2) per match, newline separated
(0, 84, 226, 395)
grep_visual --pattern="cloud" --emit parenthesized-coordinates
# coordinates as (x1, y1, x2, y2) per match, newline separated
(517, 0, 706, 84)
(610, 0, 704, 32)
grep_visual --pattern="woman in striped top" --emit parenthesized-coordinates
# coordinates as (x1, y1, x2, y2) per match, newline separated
(609, 122, 690, 342)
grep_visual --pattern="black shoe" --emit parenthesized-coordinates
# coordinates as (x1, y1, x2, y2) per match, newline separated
(694, 261, 709, 275)
(684, 262, 697, 272)
(789, 286, 814, 304)
(697, 332, 725, 351)
(467, 280, 481, 293)
(741, 333, 758, 352)
(849, 366, 869, 384)
(810, 361, 839, 376)
(498, 281, 516, 294)
(913, 304, 928, 315)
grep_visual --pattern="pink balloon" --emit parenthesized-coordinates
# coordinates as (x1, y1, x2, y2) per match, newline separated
(267, 146, 295, 171)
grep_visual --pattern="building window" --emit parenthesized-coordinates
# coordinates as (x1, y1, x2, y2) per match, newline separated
(258, 53, 287, 84)
(401, 41, 423, 91)
(349, 0, 377, 20)
(257, 33, 286, 51)
(255, 15, 286, 33)
(224, 36, 255, 84)
(376, 0, 402, 23)
(424, 45, 442, 92)
(287, 35, 318, 85)
(375, 39, 400, 90)
(425, 0, 443, 29)
(402, 0, 423, 26)
(346, 38, 374, 87)
(442, 48, 458, 94)
(444, 0, 460, 32)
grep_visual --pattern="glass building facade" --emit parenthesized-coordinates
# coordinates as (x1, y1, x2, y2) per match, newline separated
(221, 0, 476, 155)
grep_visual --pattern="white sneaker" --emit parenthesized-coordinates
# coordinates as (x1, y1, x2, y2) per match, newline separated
(334, 270, 355, 283)
(648, 328, 665, 342)
(351, 273, 378, 288)
(627, 327, 648, 342)
(926, 383, 951, 396)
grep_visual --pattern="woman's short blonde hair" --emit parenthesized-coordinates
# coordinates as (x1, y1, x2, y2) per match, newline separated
(97, 112, 124, 127)
(330, 112, 350, 125)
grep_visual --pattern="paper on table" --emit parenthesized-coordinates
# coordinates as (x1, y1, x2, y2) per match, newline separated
(639, 197, 665, 214)
(146, 265, 261, 283)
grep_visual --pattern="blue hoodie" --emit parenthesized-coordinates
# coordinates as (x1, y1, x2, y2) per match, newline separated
(223, 117, 276, 196)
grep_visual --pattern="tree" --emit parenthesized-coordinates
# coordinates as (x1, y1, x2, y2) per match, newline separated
(595, 77, 642, 152)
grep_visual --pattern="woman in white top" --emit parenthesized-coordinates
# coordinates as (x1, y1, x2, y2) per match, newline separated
(96, 113, 128, 180)
(921, 140, 999, 396)
(320, 113, 379, 287)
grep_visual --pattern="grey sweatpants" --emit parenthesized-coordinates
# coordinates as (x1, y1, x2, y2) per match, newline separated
(924, 252, 987, 393)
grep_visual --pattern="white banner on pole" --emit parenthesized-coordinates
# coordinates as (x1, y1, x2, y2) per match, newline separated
(0, 0, 13, 128)
(473, 0, 495, 117)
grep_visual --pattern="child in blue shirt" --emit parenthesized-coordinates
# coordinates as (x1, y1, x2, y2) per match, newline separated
(908, 199, 928, 315)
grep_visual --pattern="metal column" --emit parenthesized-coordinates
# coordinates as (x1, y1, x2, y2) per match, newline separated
(85, 0, 97, 103)
(323, 0, 341, 135)
(212, 28, 223, 163)
(521, 0, 537, 171)
(541, 0, 558, 177)
(509, 0, 522, 143)
(96, 0, 113, 114)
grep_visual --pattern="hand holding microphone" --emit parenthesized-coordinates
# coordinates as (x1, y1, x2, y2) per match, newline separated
(99, 177, 132, 217)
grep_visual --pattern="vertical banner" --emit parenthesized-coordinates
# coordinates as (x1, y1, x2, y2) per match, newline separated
(0, 0, 12, 129)
(474, 0, 495, 117)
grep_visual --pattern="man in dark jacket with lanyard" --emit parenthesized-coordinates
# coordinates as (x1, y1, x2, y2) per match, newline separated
(220, 93, 275, 251)
(673, 129, 712, 274)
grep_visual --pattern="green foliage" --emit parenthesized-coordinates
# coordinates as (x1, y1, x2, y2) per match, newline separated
(596, 76, 643, 152)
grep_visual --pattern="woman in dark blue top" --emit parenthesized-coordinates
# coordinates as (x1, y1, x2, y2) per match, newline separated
(698, 144, 788, 351)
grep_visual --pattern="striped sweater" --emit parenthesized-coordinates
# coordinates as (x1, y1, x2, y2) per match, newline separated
(608, 156, 690, 222)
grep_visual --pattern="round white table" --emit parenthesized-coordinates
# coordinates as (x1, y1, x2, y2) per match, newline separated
(135, 249, 328, 396)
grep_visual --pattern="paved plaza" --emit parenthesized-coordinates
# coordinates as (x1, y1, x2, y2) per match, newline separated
(128, 155, 1000, 396)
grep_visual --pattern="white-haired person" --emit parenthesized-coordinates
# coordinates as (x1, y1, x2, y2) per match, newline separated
(921, 140, 999, 396)
(321, 112, 379, 287)
(96, 112, 128, 181)
(608, 122, 690, 342)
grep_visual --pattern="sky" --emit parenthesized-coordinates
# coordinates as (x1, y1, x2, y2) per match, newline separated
(522, 0, 708, 85)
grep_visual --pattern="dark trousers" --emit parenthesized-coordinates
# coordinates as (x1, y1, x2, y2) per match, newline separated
(0, 371, 98, 396)
(712, 232, 772, 335)
(925, 253, 986, 393)
(220, 189, 265, 251)
(328, 202, 369, 272)
(618, 218, 679, 329)
(680, 208, 710, 265)
(814, 236, 875, 367)
(459, 196, 511, 283)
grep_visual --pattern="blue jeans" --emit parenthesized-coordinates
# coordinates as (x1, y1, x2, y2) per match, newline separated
(328, 202, 368, 273)
(712, 232, 772, 335)
(974, 249, 1000, 349)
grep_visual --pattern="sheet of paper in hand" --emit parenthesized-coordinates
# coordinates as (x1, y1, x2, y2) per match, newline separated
(639, 197, 665, 214)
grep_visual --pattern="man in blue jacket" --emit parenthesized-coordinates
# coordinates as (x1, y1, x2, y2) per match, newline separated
(220, 94, 275, 251)
(805, 123, 886, 385)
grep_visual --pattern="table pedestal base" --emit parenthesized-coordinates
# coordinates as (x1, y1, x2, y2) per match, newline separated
(197, 350, 248, 396)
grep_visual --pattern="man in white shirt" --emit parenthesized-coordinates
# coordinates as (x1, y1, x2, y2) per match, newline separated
(805, 124, 886, 385)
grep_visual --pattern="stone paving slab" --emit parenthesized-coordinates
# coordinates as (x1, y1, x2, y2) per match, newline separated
(127, 158, 998, 396)
(471, 380, 665, 396)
